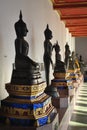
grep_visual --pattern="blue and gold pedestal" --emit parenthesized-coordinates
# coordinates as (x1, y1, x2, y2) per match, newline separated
(66, 69, 83, 89)
(52, 79, 72, 96)
(51, 72, 73, 108)
(0, 112, 58, 130)
(0, 82, 58, 127)
(66, 70, 79, 89)
(76, 69, 84, 86)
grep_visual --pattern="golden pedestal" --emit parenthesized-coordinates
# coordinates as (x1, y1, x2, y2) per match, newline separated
(0, 82, 57, 127)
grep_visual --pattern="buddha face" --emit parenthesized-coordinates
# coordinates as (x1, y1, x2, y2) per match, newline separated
(49, 32, 53, 40)
(21, 25, 28, 37)
(45, 32, 53, 40)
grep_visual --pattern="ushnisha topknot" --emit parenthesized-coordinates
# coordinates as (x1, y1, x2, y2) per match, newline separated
(44, 24, 52, 39)
(15, 10, 26, 27)
(19, 10, 22, 20)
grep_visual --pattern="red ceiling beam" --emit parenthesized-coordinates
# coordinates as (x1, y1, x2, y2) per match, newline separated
(72, 33, 87, 37)
(68, 25, 87, 36)
(52, 0, 87, 4)
(66, 23, 87, 27)
(71, 29, 87, 32)
(61, 15, 87, 20)
(70, 31, 87, 34)
(69, 30, 87, 32)
(71, 32, 87, 37)
(53, 2, 87, 9)
(69, 26, 87, 31)
(65, 18, 87, 27)
(72, 32, 87, 33)
(51, 0, 87, 37)
(70, 32, 87, 35)
(71, 34, 87, 37)
(69, 30, 87, 34)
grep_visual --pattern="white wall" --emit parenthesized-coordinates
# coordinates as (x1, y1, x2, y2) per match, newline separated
(0, 0, 75, 99)
(75, 37, 87, 63)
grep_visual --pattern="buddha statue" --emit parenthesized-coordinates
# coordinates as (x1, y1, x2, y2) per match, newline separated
(75, 53, 80, 70)
(43, 25, 59, 98)
(79, 55, 85, 74)
(64, 43, 71, 69)
(43, 24, 53, 87)
(53, 41, 66, 73)
(11, 11, 41, 85)
(68, 56, 75, 70)
(53, 41, 61, 62)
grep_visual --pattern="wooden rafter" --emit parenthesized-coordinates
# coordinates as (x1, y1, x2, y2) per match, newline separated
(51, 0, 87, 37)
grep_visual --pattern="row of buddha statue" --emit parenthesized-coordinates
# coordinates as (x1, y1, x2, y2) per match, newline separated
(7, 10, 82, 88)
(43, 24, 83, 89)
(10, 10, 83, 97)
(0, 11, 84, 127)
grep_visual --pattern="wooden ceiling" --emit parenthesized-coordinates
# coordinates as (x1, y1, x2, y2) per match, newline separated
(51, 0, 87, 37)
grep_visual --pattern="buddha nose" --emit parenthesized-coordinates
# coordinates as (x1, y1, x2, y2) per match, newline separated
(27, 29, 28, 32)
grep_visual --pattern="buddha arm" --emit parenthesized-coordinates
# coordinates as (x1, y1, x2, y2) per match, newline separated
(15, 39, 22, 56)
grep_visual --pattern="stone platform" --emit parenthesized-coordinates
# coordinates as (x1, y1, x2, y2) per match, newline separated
(0, 113, 59, 130)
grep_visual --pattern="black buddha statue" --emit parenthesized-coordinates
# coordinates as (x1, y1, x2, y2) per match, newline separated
(53, 41, 66, 73)
(53, 41, 61, 62)
(64, 43, 71, 70)
(43, 24, 53, 87)
(68, 56, 75, 70)
(79, 55, 85, 74)
(43, 25, 59, 98)
(11, 11, 41, 85)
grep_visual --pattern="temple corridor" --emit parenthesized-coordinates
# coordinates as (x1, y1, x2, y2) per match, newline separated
(59, 83, 87, 130)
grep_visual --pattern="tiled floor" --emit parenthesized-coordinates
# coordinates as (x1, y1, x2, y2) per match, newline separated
(58, 83, 87, 130)
(67, 83, 87, 130)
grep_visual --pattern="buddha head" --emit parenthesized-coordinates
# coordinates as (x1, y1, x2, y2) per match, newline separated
(14, 11, 28, 38)
(55, 41, 60, 53)
(44, 24, 53, 40)
(65, 43, 69, 50)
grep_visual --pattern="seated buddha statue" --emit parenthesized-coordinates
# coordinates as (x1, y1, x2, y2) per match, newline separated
(53, 41, 66, 73)
(11, 11, 41, 85)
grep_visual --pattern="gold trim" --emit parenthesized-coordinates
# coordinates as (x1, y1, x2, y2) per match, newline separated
(67, 70, 75, 73)
(53, 72, 66, 79)
(0, 106, 54, 120)
(52, 79, 72, 87)
(52, 82, 67, 87)
(6, 90, 44, 97)
(6, 82, 46, 96)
